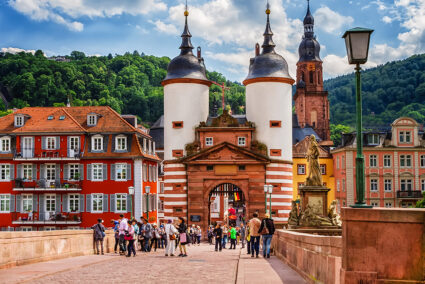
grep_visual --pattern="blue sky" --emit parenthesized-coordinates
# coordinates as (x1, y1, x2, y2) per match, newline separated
(0, 0, 423, 82)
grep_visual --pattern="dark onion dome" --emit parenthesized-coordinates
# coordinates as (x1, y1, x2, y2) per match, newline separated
(298, 0, 321, 62)
(162, 9, 209, 84)
(243, 5, 293, 85)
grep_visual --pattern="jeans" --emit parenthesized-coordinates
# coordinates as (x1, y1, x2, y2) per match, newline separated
(215, 237, 222, 251)
(127, 240, 136, 256)
(230, 238, 236, 249)
(94, 239, 104, 254)
(262, 235, 273, 257)
(144, 237, 151, 252)
(222, 235, 228, 248)
(247, 238, 251, 254)
(119, 234, 126, 253)
(251, 236, 260, 256)
(196, 235, 201, 244)
(114, 237, 119, 252)
(151, 238, 159, 251)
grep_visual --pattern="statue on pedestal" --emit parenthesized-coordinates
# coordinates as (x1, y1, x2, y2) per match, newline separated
(306, 135, 322, 186)
(328, 200, 342, 227)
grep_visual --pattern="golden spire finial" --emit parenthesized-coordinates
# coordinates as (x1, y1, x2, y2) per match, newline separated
(266, 0, 270, 15)
(184, 0, 189, 17)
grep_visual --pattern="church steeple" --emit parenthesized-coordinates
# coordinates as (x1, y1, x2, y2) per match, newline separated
(298, 0, 321, 62)
(179, 1, 194, 55)
(303, 0, 314, 38)
(262, 1, 276, 54)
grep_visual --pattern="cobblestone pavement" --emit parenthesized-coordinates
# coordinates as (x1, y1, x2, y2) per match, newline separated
(3, 243, 305, 284)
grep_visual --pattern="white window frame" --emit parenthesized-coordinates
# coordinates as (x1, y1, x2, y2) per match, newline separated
(91, 193, 103, 213)
(22, 194, 33, 213)
(320, 164, 326, 175)
(371, 201, 379, 207)
(0, 137, 11, 152)
(69, 164, 80, 181)
(116, 163, 127, 181)
(297, 164, 305, 175)
(238, 137, 246, 146)
(115, 135, 127, 151)
(46, 137, 56, 150)
(92, 164, 103, 181)
(46, 164, 56, 181)
(115, 193, 127, 213)
(368, 134, 379, 145)
(22, 164, 33, 180)
(336, 157, 340, 169)
(383, 155, 391, 168)
(91, 135, 103, 152)
(370, 179, 378, 192)
(69, 136, 80, 151)
(420, 155, 425, 168)
(149, 140, 152, 154)
(88, 114, 97, 126)
(69, 194, 80, 212)
(385, 202, 392, 208)
(336, 180, 340, 192)
(400, 155, 412, 168)
(384, 179, 392, 192)
(143, 164, 147, 182)
(205, 137, 213, 146)
(15, 115, 24, 127)
(21, 227, 33, 231)
(0, 194, 10, 213)
(149, 165, 152, 182)
(399, 131, 412, 144)
(0, 164, 11, 181)
(369, 155, 378, 167)
(143, 138, 147, 153)
(45, 194, 56, 212)
(400, 179, 413, 191)
(342, 179, 346, 192)
(421, 179, 425, 192)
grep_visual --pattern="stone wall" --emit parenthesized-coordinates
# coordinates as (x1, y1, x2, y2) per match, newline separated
(341, 208, 425, 284)
(272, 229, 342, 284)
(0, 230, 115, 269)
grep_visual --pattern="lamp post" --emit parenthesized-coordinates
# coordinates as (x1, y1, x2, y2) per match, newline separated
(342, 27, 374, 208)
(128, 186, 134, 219)
(145, 186, 151, 220)
(263, 184, 273, 215)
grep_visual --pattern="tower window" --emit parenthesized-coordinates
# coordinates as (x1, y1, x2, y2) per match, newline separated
(205, 137, 213, 146)
(172, 121, 183, 128)
(172, 149, 183, 158)
(309, 71, 314, 84)
(269, 120, 282, 128)
(270, 149, 282, 156)
(206, 165, 214, 171)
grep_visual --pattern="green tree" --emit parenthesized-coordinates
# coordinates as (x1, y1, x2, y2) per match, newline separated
(416, 192, 425, 208)
(330, 124, 351, 146)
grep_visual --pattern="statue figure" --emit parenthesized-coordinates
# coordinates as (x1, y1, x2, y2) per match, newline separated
(288, 201, 300, 227)
(300, 205, 333, 227)
(306, 135, 323, 186)
(328, 200, 342, 227)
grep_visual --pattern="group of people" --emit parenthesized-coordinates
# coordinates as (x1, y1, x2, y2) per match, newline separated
(92, 212, 275, 259)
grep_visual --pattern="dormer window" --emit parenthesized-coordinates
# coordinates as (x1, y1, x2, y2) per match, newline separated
(115, 135, 127, 151)
(92, 135, 103, 151)
(399, 131, 411, 143)
(0, 137, 11, 153)
(87, 114, 97, 127)
(367, 134, 379, 145)
(15, 115, 24, 127)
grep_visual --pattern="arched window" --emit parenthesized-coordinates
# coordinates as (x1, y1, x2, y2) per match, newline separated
(309, 71, 314, 84)
(311, 110, 317, 128)
(301, 71, 305, 81)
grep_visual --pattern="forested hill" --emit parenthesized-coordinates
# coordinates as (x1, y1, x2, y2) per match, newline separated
(0, 50, 424, 127)
(0, 50, 245, 125)
(325, 54, 425, 126)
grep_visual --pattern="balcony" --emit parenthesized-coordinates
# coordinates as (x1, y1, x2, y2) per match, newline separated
(12, 212, 82, 225)
(14, 148, 81, 161)
(396, 190, 423, 199)
(13, 179, 82, 192)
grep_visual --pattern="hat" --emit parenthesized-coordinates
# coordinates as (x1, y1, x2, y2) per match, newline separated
(264, 213, 270, 218)
(114, 221, 119, 225)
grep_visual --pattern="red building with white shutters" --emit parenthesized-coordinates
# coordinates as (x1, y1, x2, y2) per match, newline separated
(332, 117, 425, 209)
(0, 106, 160, 231)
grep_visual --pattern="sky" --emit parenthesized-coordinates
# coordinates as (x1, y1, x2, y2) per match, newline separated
(0, 0, 424, 82)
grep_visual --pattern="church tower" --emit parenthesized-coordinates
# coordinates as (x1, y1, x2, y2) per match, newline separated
(294, 0, 331, 143)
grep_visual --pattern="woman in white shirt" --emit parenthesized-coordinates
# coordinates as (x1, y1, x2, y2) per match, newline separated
(165, 219, 178, 256)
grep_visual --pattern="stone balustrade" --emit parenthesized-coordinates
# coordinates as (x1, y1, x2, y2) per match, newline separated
(0, 230, 115, 269)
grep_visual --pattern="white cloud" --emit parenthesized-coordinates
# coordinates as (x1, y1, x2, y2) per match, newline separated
(8, 0, 167, 31)
(1, 47, 36, 55)
(314, 6, 354, 34)
(149, 20, 178, 35)
(382, 16, 393, 23)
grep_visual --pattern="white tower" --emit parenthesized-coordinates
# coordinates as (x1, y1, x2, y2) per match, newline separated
(243, 4, 295, 223)
(162, 7, 211, 161)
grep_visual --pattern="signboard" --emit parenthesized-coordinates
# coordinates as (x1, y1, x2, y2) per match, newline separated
(190, 215, 201, 222)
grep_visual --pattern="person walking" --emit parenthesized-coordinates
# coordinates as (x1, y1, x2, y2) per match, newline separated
(246, 227, 251, 255)
(207, 226, 214, 245)
(196, 226, 202, 245)
(126, 219, 137, 257)
(165, 219, 178, 256)
(178, 217, 188, 257)
(190, 224, 196, 245)
(112, 220, 119, 253)
(118, 214, 128, 255)
(141, 218, 152, 252)
(248, 212, 261, 258)
(159, 224, 167, 249)
(240, 224, 246, 249)
(91, 218, 105, 255)
(229, 225, 237, 249)
(259, 213, 275, 258)
(151, 223, 161, 252)
(213, 223, 223, 251)
(222, 225, 228, 249)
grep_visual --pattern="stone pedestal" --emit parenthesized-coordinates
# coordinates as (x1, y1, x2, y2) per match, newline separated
(299, 185, 330, 217)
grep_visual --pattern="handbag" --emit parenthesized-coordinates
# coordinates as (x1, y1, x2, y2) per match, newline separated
(180, 232, 187, 243)
(169, 234, 176, 240)
(260, 220, 269, 235)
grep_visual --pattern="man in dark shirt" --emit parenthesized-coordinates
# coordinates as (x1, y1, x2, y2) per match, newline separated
(213, 224, 223, 252)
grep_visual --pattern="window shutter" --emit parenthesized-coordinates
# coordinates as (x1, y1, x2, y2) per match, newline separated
(17, 164, 22, 179)
(110, 164, 116, 181)
(39, 194, 45, 213)
(63, 164, 69, 180)
(55, 164, 61, 182)
(32, 164, 37, 180)
(142, 195, 147, 213)
(88, 136, 92, 153)
(102, 164, 108, 180)
(103, 135, 109, 152)
(154, 194, 157, 210)
(55, 137, 60, 150)
(32, 196, 38, 213)
(55, 194, 61, 213)
(127, 194, 132, 213)
(67, 137, 70, 157)
(110, 194, 116, 213)
(40, 165, 46, 180)
(63, 195, 69, 212)
(79, 164, 84, 180)
(16, 194, 21, 213)
(103, 194, 108, 212)
(126, 164, 132, 180)
(79, 194, 85, 212)
(127, 135, 132, 152)
(41, 137, 46, 150)
(111, 135, 116, 152)
(10, 195, 15, 212)
(9, 164, 14, 180)
(86, 194, 92, 212)
(87, 164, 92, 181)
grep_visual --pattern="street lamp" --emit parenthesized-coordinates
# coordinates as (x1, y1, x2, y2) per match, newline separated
(263, 184, 273, 216)
(128, 186, 134, 219)
(145, 186, 151, 221)
(342, 27, 374, 208)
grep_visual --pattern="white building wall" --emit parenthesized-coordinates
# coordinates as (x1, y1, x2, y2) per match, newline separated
(245, 82, 293, 161)
(164, 83, 209, 160)
(133, 159, 143, 221)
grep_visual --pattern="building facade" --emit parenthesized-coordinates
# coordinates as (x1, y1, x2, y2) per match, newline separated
(332, 117, 425, 209)
(0, 106, 159, 231)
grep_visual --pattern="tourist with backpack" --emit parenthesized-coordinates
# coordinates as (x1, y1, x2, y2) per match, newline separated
(141, 218, 152, 252)
(258, 213, 275, 258)
(91, 218, 105, 255)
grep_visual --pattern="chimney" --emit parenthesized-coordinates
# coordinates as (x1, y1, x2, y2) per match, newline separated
(197, 46, 201, 59)
(255, 43, 260, 56)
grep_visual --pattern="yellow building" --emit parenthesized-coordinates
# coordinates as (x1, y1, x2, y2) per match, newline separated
(292, 137, 335, 208)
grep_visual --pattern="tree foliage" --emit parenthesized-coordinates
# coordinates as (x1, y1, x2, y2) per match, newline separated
(330, 124, 352, 146)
